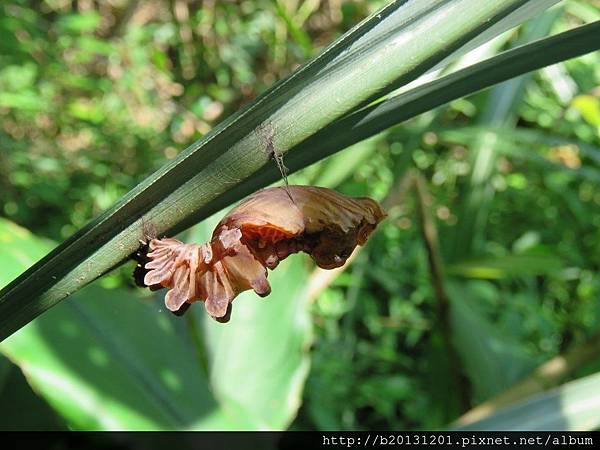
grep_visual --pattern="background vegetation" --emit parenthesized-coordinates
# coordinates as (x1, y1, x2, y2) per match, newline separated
(1, 0, 600, 431)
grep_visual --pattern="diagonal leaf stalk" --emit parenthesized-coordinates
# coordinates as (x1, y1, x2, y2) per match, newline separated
(0, 0, 537, 341)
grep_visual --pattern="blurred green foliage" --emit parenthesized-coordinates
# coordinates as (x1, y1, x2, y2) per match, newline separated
(0, 0, 380, 240)
(1, 0, 600, 431)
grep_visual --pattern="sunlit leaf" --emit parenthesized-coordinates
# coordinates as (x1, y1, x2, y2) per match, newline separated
(455, 371, 600, 431)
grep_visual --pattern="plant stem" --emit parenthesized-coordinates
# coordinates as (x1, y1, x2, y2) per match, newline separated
(413, 170, 471, 412)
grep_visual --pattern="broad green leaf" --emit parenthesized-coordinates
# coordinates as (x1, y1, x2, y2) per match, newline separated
(0, 218, 311, 430)
(0, 220, 220, 430)
(0, 0, 545, 342)
(2, 285, 232, 430)
(202, 258, 311, 430)
(455, 371, 600, 431)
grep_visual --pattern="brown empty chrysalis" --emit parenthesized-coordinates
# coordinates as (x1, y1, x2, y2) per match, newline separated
(135, 186, 386, 322)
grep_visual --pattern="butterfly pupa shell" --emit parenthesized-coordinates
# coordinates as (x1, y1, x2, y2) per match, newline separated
(215, 186, 386, 270)
(139, 185, 385, 321)
(142, 232, 270, 320)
